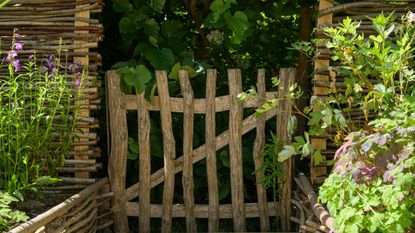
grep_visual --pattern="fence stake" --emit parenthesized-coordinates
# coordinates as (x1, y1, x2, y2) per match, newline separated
(278, 68, 296, 231)
(179, 70, 197, 233)
(228, 69, 246, 232)
(206, 69, 219, 232)
(107, 71, 129, 233)
(253, 69, 270, 232)
(138, 93, 151, 233)
(156, 71, 176, 233)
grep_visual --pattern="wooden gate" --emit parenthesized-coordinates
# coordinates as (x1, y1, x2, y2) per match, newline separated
(107, 68, 295, 232)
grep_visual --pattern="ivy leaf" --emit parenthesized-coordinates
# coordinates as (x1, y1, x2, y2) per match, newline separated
(224, 11, 249, 45)
(168, 63, 198, 80)
(144, 48, 175, 69)
(278, 145, 297, 162)
(147, 0, 165, 12)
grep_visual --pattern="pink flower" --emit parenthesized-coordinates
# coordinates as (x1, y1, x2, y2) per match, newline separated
(12, 60, 20, 72)
(5, 50, 17, 62)
(15, 42, 23, 51)
(74, 79, 81, 87)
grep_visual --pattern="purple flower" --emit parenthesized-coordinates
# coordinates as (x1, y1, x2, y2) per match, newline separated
(15, 42, 23, 51)
(12, 60, 21, 72)
(5, 50, 17, 62)
(74, 79, 81, 87)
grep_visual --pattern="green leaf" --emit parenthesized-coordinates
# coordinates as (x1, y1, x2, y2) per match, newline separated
(143, 18, 159, 37)
(209, 0, 236, 22)
(224, 11, 249, 45)
(119, 16, 138, 34)
(278, 145, 297, 162)
(144, 48, 175, 69)
(168, 63, 198, 80)
(147, 0, 165, 12)
(313, 150, 324, 165)
(161, 20, 183, 38)
(113, 0, 134, 13)
(287, 115, 297, 138)
(122, 65, 153, 94)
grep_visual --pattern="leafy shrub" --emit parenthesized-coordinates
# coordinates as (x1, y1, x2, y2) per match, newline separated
(318, 12, 415, 233)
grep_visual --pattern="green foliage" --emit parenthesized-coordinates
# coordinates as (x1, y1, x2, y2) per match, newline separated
(109, 0, 302, 99)
(317, 12, 415, 233)
(0, 192, 28, 231)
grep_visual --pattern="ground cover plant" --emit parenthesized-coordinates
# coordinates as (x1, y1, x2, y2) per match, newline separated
(0, 34, 85, 230)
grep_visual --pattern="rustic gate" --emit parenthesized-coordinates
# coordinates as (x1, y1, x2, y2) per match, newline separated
(106, 68, 296, 232)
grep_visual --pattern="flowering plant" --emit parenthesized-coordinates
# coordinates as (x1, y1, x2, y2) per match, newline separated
(0, 32, 85, 194)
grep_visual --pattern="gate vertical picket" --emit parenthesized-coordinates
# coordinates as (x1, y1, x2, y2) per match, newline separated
(206, 69, 219, 232)
(253, 69, 270, 232)
(138, 93, 151, 233)
(179, 71, 197, 232)
(156, 71, 177, 233)
(107, 71, 129, 233)
(228, 69, 246, 232)
(278, 68, 296, 231)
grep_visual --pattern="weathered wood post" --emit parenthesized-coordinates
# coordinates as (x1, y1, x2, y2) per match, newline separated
(278, 68, 296, 231)
(253, 69, 271, 232)
(138, 93, 151, 232)
(107, 71, 129, 232)
(179, 70, 197, 232)
(228, 69, 246, 232)
(156, 71, 177, 233)
(206, 69, 220, 232)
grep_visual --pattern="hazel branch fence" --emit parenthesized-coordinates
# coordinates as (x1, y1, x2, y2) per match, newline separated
(107, 68, 297, 232)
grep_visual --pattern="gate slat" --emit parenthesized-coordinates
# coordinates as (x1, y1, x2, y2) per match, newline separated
(253, 69, 270, 231)
(107, 71, 129, 233)
(138, 94, 151, 233)
(206, 69, 219, 232)
(156, 71, 176, 233)
(228, 69, 246, 232)
(278, 68, 296, 231)
(179, 70, 197, 233)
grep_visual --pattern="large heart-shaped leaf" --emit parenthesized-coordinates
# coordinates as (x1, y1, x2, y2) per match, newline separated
(122, 65, 152, 94)
(144, 48, 175, 69)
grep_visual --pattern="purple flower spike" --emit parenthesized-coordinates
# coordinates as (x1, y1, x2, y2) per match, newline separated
(15, 42, 23, 51)
(5, 50, 17, 62)
(12, 60, 21, 72)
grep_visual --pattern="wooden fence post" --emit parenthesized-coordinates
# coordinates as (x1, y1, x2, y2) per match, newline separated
(106, 71, 129, 233)
(253, 69, 270, 232)
(156, 71, 177, 233)
(228, 69, 246, 232)
(278, 68, 296, 231)
(179, 70, 197, 233)
(206, 69, 219, 232)
(138, 93, 151, 233)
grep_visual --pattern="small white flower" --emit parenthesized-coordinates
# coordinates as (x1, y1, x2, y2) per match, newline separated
(407, 11, 415, 23)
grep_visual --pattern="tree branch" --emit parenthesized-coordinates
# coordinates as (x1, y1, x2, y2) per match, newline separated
(184, 0, 210, 46)
(319, 2, 385, 16)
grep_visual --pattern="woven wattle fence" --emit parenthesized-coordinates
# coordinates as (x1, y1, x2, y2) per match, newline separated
(0, 0, 103, 188)
(311, 0, 415, 185)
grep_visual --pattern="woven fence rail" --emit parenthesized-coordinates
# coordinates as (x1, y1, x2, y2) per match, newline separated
(9, 178, 113, 233)
(310, 0, 415, 185)
(107, 68, 297, 232)
(0, 0, 103, 183)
